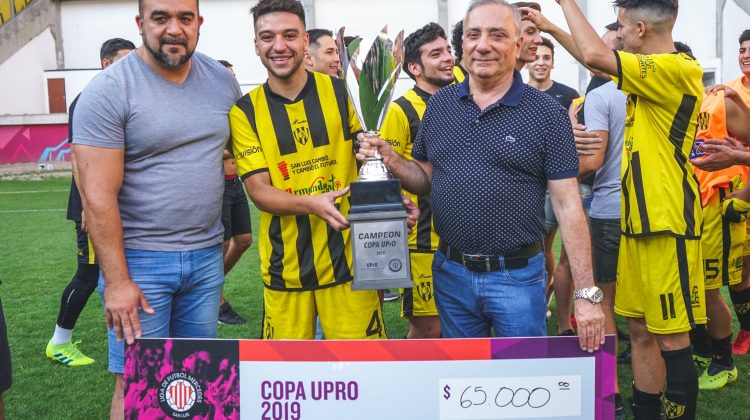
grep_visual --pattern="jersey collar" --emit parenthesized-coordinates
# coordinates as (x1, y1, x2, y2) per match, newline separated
(458, 69, 524, 108)
(263, 71, 315, 104)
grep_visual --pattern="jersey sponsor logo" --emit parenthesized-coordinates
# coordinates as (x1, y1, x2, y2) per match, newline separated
(291, 174, 342, 196)
(277, 161, 291, 180)
(158, 372, 203, 418)
(290, 155, 338, 175)
(636, 54, 656, 79)
(235, 145, 263, 160)
(384, 138, 402, 149)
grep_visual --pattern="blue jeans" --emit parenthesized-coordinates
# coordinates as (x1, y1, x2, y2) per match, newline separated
(98, 244, 224, 373)
(432, 250, 547, 338)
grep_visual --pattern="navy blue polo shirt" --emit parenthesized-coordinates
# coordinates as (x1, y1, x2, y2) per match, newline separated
(412, 70, 578, 255)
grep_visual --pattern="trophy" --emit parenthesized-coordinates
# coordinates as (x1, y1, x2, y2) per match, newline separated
(336, 26, 412, 290)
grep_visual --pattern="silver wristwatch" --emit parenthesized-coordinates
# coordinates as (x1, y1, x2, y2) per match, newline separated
(573, 286, 604, 304)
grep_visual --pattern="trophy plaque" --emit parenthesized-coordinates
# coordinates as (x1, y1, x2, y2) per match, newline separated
(336, 27, 412, 290)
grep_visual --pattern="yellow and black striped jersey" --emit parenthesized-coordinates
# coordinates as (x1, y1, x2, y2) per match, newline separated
(379, 86, 440, 251)
(612, 51, 703, 238)
(229, 71, 361, 291)
(453, 65, 467, 84)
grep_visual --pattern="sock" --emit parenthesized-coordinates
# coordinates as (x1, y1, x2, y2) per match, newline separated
(710, 334, 733, 369)
(55, 263, 100, 330)
(689, 325, 711, 357)
(729, 286, 750, 331)
(661, 347, 698, 419)
(51, 325, 73, 345)
(630, 384, 661, 420)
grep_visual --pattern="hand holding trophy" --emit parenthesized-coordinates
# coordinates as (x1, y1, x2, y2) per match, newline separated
(336, 26, 413, 290)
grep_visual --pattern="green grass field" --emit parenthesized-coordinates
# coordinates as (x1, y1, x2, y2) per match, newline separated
(0, 177, 747, 419)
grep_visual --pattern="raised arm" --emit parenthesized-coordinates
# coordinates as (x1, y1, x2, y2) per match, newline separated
(556, 0, 619, 76)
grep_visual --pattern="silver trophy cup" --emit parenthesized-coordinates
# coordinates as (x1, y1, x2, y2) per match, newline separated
(336, 27, 412, 290)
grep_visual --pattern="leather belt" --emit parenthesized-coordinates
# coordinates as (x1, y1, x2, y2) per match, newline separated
(438, 241, 542, 272)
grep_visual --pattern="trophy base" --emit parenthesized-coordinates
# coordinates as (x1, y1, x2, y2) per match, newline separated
(349, 210, 413, 290)
(349, 179, 403, 214)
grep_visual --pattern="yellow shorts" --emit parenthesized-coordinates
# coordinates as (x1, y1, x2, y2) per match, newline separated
(615, 235, 707, 334)
(702, 192, 744, 289)
(401, 251, 438, 318)
(262, 282, 385, 340)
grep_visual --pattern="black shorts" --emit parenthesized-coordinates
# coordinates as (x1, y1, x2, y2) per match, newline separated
(222, 178, 252, 240)
(75, 221, 98, 265)
(0, 298, 11, 394)
(590, 217, 621, 284)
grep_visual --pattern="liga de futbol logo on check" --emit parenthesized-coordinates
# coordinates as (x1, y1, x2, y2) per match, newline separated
(158, 371, 204, 418)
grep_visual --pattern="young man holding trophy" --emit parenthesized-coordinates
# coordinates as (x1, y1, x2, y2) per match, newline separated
(230, 0, 417, 339)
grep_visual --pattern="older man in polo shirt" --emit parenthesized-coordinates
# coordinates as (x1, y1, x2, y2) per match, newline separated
(358, 0, 604, 352)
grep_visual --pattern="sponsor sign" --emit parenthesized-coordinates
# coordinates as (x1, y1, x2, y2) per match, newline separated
(125, 336, 615, 419)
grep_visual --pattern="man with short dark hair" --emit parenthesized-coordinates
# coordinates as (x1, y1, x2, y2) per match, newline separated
(71, 0, 242, 417)
(359, 0, 604, 350)
(304, 28, 340, 77)
(379, 22, 455, 339)
(46, 37, 136, 367)
(553, 0, 706, 417)
(230, 0, 415, 340)
(451, 20, 468, 82)
(511, 1, 542, 71)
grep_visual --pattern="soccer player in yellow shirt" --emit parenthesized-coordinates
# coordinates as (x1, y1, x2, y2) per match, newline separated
(548, 0, 705, 418)
(379, 22, 455, 338)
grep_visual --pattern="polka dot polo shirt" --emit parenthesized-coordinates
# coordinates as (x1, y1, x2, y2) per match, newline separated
(412, 70, 579, 255)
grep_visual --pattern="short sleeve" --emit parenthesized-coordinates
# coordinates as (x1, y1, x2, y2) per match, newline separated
(229, 99, 268, 179)
(544, 106, 579, 180)
(612, 50, 680, 102)
(71, 74, 128, 149)
(583, 87, 610, 133)
(379, 103, 410, 157)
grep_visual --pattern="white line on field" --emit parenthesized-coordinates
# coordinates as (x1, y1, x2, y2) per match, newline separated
(0, 189, 68, 194)
(0, 208, 66, 213)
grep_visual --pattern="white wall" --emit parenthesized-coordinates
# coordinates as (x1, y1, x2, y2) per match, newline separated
(0, 28, 57, 115)
(2, 0, 750, 117)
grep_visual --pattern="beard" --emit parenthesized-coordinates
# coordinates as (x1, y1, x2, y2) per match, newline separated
(144, 35, 195, 69)
(425, 74, 454, 88)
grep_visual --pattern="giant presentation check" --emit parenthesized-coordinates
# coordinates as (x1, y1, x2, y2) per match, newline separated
(124, 336, 615, 419)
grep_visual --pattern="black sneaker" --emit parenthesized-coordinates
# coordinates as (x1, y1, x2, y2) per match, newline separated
(615, 393, 627, 420)
(219, 301, 246, 325)
(383, 289, 400, 302)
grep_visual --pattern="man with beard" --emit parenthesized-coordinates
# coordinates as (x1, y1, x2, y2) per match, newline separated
(378, 22, 455, 338)
(304, 28, 340, 77)
(230, 0, 417, 340)
(71, 0, 241, 417)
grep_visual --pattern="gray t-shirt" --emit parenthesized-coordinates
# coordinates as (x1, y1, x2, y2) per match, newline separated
(72, 51, 242, 251)
(583, 80, 626, 220)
